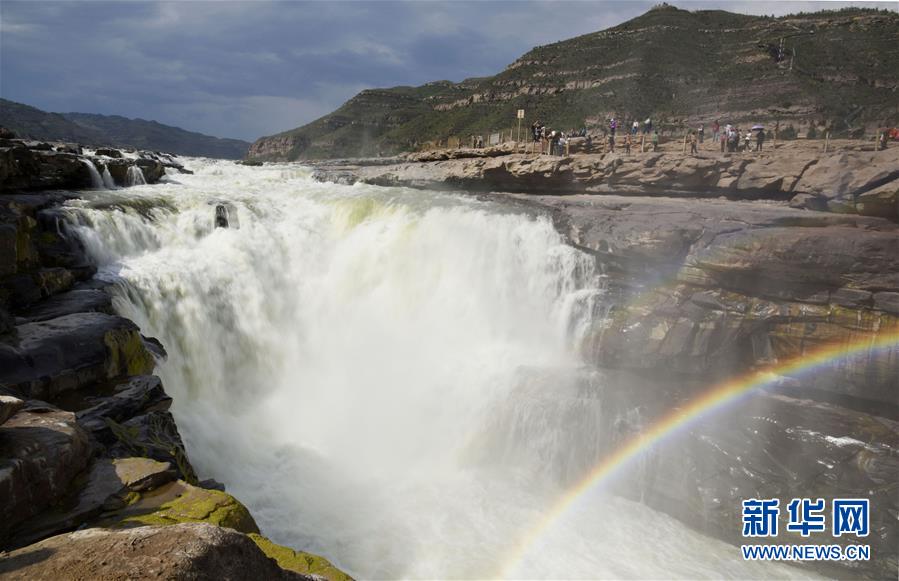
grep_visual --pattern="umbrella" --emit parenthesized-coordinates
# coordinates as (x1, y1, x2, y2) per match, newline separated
(752, 124, 765, 130)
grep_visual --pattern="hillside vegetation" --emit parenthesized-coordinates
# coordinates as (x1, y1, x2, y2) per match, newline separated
(249, 5, 899, 160)
(0, 99, 250, 159)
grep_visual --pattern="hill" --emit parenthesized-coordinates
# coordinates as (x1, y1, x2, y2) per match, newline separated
(0, 99, 250, 159)
(248, 5, 899, 160)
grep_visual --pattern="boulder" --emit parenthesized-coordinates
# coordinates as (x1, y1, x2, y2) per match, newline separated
(104, 479, 259, 534)
(0, 407, 91, 543)
(0, 395, 24, 426)
(19, 287, 112, 322)
(94, 147, 123, 158)
(6, 457, 177, 549)
(0, 148, 92, 191)
(135, 157, 165, 183)
(0, 223, 16, 276)
(3, 267, 76, 308)
(855, 180, 899, 221)
(106, 410, 196, 482)
(0, 313, 156, 400)
(76, 375, 172, 441)
(0, 523, 317, 580)
(793, 148, 899, 201)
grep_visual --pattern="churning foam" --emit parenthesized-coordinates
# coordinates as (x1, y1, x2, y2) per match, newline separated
(65, 158, 810, 579)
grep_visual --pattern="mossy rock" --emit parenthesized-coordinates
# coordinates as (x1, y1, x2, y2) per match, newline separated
(110, 481, 259, 534)
(103, 327, 155, 377)
(248, 533, 354, 581)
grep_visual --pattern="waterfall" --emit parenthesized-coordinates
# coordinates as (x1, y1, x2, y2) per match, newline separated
(80, 158, 104, 188)
(63, 158, 802, 580)
(101, 165, 117, 189)
(126, 165, 146, 186)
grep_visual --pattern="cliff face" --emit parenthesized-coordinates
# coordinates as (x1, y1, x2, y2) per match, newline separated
(249, 6, 899, 160)
(311, 142, 899, 222)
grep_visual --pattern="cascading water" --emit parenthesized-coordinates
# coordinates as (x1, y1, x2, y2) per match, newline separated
(101, 165, 118, 189)
(126, 165, 146, 186)
(64, 159, 808, 579)
(80, 158, 104, 189)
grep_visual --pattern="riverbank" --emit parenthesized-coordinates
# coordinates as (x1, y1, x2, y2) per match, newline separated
(311, 139, 899, 222)
(0, 150, 351, 579)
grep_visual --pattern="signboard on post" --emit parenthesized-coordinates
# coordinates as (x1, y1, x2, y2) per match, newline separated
(516, 109, 525, 144)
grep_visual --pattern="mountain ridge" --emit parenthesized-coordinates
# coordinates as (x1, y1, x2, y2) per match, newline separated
(0, 99, 250, 159)
(248, 5, 899, 161)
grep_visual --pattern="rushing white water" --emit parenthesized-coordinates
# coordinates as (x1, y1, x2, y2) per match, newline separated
(80, 158, 104, 189)
(101, 165, 118, 189)
(64, 159, 810, 580)
(126, 165, 146, 186)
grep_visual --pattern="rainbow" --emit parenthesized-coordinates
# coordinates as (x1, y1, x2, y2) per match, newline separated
(498, 330, 899, 577)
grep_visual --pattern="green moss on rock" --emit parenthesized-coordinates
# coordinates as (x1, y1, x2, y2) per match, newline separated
(115, 481, 259, 534)
(248, 533, 354, 581)
(103, 328, 155, 377)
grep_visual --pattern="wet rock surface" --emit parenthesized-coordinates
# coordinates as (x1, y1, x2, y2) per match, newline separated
(0, 140, 172, 192)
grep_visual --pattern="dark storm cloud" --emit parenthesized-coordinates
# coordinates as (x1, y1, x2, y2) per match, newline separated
(1, 1, 892, 140)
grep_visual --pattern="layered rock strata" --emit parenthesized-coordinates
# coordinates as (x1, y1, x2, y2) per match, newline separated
(312, 145, 899, 222)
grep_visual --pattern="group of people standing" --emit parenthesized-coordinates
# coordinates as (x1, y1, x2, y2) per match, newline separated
(526, 115, 770, 157)
(530, 121, 568, 156)
(608, 117, 660, 152)
(686, 119, 766, 154)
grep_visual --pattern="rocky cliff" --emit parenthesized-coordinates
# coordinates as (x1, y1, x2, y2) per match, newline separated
(312, 141, 899, 222)
(249, 5, 899, 160)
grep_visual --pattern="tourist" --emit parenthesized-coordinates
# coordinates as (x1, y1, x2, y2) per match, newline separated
(744, 130, 752, 152)
(728, 129, 739, 152)
(644, 117, 652, 134)
(624, 133, 632, 154)
(651, 130, 659, 151)
(609, 118, 617, 137)
(698, 124, 704, 144)
(689, 131, 698, 155)
(720, 130, 726, 153)
(756, 128, 765, 151)
(712, 119, 720, 142)
(632, 120, 640, 135)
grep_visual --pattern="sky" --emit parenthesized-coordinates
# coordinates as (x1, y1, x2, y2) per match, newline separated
(1, 1, 894, 141)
